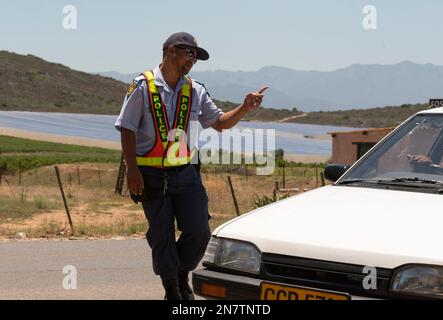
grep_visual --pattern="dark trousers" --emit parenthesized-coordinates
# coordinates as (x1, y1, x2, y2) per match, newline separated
(139, 164, 211, 281)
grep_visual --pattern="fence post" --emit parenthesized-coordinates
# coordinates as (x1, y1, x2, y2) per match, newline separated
(273, 178, 279, 198)
(115, 153, 126, 195)
(77, 166, 81, 185)
(320, 171, 326, 186)
(227, 176, 240, 217)
(54, 166, 74, 233)
(315, 165, 318, 188)
(282, 163, 286, 189)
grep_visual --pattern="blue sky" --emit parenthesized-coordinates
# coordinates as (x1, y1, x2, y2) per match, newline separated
(1, 0, 442, 73)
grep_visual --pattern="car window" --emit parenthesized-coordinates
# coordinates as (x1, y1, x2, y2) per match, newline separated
(340, 114, 443, 183)
(378, 122, 441, 174)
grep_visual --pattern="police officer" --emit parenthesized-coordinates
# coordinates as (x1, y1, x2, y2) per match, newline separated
(115, 32, 268, 300)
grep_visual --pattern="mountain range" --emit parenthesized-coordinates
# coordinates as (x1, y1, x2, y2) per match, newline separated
(0, 51, 430, 127)
(101, 61, 443, 111)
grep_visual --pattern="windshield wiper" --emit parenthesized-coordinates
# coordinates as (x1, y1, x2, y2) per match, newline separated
(337, 177, 443, 187)
(377, 177, 443, 186)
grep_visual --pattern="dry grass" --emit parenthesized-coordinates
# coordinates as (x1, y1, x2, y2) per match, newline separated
(203, 166, 321, 217)
(0, 163, 323, 240)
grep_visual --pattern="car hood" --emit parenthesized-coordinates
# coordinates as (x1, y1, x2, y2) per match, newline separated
(214, 186, 443, 269)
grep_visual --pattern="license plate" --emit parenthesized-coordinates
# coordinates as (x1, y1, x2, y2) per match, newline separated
(260, 282, 350, 300)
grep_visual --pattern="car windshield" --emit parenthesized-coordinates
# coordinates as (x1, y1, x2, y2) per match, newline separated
(339, 113, 443, 185)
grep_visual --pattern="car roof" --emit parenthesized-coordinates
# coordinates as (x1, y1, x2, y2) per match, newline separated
(417, 106, 443, 114)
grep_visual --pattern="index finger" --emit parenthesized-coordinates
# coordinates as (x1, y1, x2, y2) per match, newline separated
(256, 86, 269, 94)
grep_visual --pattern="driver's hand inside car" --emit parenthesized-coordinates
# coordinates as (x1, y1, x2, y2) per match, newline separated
(407, 154, 434, 165)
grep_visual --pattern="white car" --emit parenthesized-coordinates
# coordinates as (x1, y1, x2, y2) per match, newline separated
(193, 106, 443, 300)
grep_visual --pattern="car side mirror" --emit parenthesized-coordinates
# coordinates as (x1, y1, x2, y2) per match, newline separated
(324, 164, 350, 182)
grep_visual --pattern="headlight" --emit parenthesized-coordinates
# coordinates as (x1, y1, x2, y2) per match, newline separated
(203, 237, 262, 274)
(391, 265, 443, 299)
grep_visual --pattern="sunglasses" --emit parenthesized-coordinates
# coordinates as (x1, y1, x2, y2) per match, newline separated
(174, 46, 197, 62)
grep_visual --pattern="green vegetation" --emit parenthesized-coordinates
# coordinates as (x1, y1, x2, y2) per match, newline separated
(251, 193, 292, 209)
(0, 135, 120, 172)
(288, 103, 428, 128)
(217, 101, 303, 122)
(196, 149, 327, 176)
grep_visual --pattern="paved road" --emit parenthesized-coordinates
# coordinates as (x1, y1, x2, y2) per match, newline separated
(0, 239, 201, 300)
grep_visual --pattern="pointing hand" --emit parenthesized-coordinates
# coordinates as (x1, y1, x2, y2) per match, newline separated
(242, 86, 269, 111)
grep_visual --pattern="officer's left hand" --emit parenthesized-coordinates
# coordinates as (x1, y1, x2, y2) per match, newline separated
(242, 86, 269, 112)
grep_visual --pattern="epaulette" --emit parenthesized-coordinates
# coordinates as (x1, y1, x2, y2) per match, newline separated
(133, 75, 146, 83)
(126, 76, 145, 98)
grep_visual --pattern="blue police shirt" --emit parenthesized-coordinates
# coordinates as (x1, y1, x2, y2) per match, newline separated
(114, 66, 223, 156)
